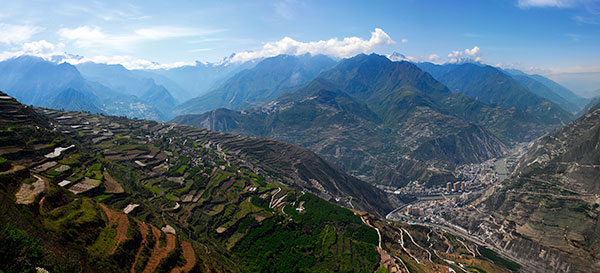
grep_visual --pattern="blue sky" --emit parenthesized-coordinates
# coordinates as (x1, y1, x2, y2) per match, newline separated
(0, 0, 599, 92)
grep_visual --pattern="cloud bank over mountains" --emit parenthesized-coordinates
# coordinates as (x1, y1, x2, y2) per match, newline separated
(0, 28, 403, 69)
(228, 28, 395, 63)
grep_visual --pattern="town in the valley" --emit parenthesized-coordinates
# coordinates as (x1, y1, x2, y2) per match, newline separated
(385, 143, 529, 223)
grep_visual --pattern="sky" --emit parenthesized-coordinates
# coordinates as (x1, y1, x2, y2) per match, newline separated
(0, 0, 599, 93)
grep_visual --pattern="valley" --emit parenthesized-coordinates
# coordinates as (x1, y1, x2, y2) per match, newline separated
(1, 91, 528, 273)
(0, 23, 597, 272)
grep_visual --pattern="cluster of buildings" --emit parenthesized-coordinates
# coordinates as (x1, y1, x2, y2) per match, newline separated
(406, 205, 425, 216)
(447, 181, 466, 192)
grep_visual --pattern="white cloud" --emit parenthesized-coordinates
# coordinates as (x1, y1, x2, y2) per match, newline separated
(428, 54, 440, 62)
(229, 28, 395, 63)
(0, 24, 43, 44)
(58, 25, 223, 51)
(0, 40, 67, 61)
(58, 26, 110, 47)
(401, 38, 408, 43)
(465, 46, 480, 56)
(447, 46, 482, 63)
(387, 53, 442, 64)
(60, 55, 195, 70)
(0, 39, 192, 70)
(21, 40, 60, 53)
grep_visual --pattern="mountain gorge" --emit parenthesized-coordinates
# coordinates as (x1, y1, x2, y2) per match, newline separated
(448, 103, 600, 272)
(174, 54, 569, 188)
(0, 91, 519, 273)
(1, 51, 593, 273)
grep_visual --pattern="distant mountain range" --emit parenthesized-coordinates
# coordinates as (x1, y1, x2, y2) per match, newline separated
(0, 53, 587, 185)
(0, 56, 172, 120)
(173, 54, 575, 187)
(416, 62, 578, 119)
(1, 52, 597, 272)
(144, 59, 257, 99)
(174, 54, 337, 115)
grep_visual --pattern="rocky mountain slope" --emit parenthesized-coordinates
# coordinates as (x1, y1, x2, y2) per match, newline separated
(448, 102, 600, 272)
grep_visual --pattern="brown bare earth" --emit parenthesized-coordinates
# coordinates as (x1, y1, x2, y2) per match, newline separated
(15, 174, 46, 204)
(130, 219, 149, 273)
(170, 241, 196, 273)
(103, 170, 124, 193)
(0, 147, 22, 155)
(0, 164, 25, 175)
(142, 226, 176, 273)
(98, 203, 130, 254)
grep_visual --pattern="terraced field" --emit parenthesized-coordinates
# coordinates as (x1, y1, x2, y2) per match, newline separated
(0, 91, 522, 272)
(0, 92, 381, 272)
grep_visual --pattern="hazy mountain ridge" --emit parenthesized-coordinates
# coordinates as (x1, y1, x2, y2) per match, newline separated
(0, 56, 172, 121)
(0, 55, 86, 106)
(174, 54, 337, 115)
(148, 59, 258, 100)
(510, 73, 582, 113)
(416, 62, 574, 124)
(528, 74, 590, 109)
(47, 88, 104, 114)
(174, 54, 515, 187)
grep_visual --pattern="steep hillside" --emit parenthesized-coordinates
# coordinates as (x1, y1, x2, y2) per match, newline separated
(140, 85, 177, 118)
(48, 88, 104, 114)
(174, 55, 514, 187)
(577, 96, 600, 117)
(0, 91, 406, 272)
(448, 103, 600, 272)
(1, 90, 526, 273)
(174, 54, 337, 115)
